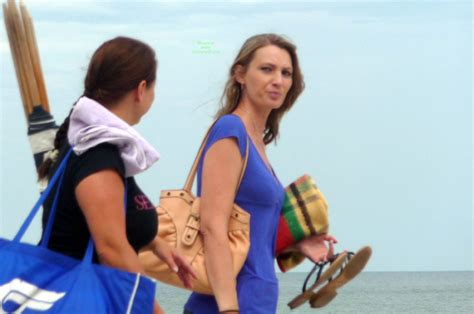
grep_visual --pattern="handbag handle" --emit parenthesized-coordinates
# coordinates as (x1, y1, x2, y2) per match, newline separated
(183, 120, 249, 195)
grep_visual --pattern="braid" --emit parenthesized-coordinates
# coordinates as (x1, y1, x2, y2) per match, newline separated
(53, 111, 72, 150)
(37, 105, 75, 180)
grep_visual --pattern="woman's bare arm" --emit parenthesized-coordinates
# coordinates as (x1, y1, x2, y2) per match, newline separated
(75, 170, 164, 314)
(76, 170, 145, 272)
(199, 138, 243, 312)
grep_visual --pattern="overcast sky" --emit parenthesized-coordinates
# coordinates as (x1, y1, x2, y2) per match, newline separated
(0, 0, 472, 272)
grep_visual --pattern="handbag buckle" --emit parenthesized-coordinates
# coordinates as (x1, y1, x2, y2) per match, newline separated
(182, 214, 200, 246)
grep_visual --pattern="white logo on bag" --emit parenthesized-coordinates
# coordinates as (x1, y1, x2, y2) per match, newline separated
(0, 278, 65, 312)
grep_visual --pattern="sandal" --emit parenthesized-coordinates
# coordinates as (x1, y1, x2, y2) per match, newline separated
(309, 246, 372, 308)
(287, 246, 372, 310)
(287, 251, 349, 309)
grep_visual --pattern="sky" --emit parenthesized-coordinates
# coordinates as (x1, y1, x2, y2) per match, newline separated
(0, 0, 472, 272)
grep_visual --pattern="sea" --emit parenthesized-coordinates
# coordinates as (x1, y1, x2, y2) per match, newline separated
(155, 271, 473, 313)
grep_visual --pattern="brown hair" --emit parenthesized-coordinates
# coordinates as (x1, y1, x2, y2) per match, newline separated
(38, 36, 157, 180)
(216, 33, 305, 145)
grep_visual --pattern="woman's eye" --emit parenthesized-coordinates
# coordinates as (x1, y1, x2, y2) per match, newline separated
(283, 70, 292, 77)
(261, 67, 272, 72)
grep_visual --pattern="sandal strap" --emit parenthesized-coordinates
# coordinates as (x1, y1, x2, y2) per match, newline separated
(328, 252, 341, 263)
(302, 263, 325, 292)
(299, 251, 357, 296)
(301, 252, 343, 293)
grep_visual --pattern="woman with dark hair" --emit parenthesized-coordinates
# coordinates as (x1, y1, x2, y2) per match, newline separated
(183, 34, 337, 314)
(38, 36, 195, 314)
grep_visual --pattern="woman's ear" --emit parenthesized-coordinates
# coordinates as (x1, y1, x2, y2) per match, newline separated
(234, 65, 245, 85)
(135, 80, 147, 102)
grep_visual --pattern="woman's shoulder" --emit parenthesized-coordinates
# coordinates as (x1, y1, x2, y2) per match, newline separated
(80, 142, 120, 157)
(212, 114, 247, 136)
(72, 142, 121, 164)
(204, 114, 248, 157)
(71, 142, 125, 179)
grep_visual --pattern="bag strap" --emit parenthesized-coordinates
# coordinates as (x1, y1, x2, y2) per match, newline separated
(183, 120, 249, 195)
(13, 147, 74, 243)
(14, 146, 128, 264)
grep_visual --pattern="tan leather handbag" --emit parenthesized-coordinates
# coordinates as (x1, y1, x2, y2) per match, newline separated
(138, 125, 250, 295)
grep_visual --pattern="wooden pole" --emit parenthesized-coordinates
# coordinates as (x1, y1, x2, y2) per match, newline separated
(3, 2, 30, 118)
(3, 0, 58, 175)
(7, 0, 41, 113)
(5, 0, 33, 115)
(20, 1, 50, 112)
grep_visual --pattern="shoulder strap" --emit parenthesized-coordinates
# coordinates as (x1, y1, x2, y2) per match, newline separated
(15, 146, 128, 265)
(14, 147, 74, 243)
(183, 120, 249, 195)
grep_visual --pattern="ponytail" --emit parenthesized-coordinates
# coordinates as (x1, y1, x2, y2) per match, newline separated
(37, 105, 74, 180)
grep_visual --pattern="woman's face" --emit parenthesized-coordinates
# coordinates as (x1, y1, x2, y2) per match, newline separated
(237, 45, 293, 111)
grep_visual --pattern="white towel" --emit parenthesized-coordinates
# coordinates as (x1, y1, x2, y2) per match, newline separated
(68, 96, 160, 177)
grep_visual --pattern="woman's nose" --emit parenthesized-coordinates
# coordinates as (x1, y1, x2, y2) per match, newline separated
(271, 73, 283, 86)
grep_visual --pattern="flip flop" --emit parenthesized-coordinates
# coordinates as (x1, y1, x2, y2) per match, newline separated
(287, 251, 349, 309)
(309, 246, 372, 308)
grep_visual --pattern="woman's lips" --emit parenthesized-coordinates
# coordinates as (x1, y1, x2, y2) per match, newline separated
(268, 91, 281, 100)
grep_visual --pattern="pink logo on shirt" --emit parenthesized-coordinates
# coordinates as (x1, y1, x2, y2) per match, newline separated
(134, 195, 154, 210)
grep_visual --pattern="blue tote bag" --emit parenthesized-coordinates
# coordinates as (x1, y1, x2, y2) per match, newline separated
(0, 148, 156, 313)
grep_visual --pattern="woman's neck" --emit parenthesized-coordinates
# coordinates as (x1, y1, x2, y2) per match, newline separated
(233, 100, 270, 142)
(106, 95, 137, 126)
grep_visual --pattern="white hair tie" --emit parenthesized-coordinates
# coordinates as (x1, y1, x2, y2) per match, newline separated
(43, 149, 59, 162)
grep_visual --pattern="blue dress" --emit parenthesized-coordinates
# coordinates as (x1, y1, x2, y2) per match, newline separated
(184, 114, 285, 314)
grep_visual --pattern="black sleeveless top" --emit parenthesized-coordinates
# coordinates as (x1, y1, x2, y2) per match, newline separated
(40, 142, 157, 261)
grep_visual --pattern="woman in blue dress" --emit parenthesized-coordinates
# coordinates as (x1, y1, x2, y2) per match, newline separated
(184, 34, 337, 314)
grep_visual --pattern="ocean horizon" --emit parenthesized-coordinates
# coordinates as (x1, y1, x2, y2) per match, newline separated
(155, 271, 474, 313)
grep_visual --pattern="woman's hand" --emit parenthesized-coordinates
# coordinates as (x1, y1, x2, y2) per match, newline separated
(153, 301, 165, 314)
(294, 234, 338, 264)
(152, 237, 197, 289)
